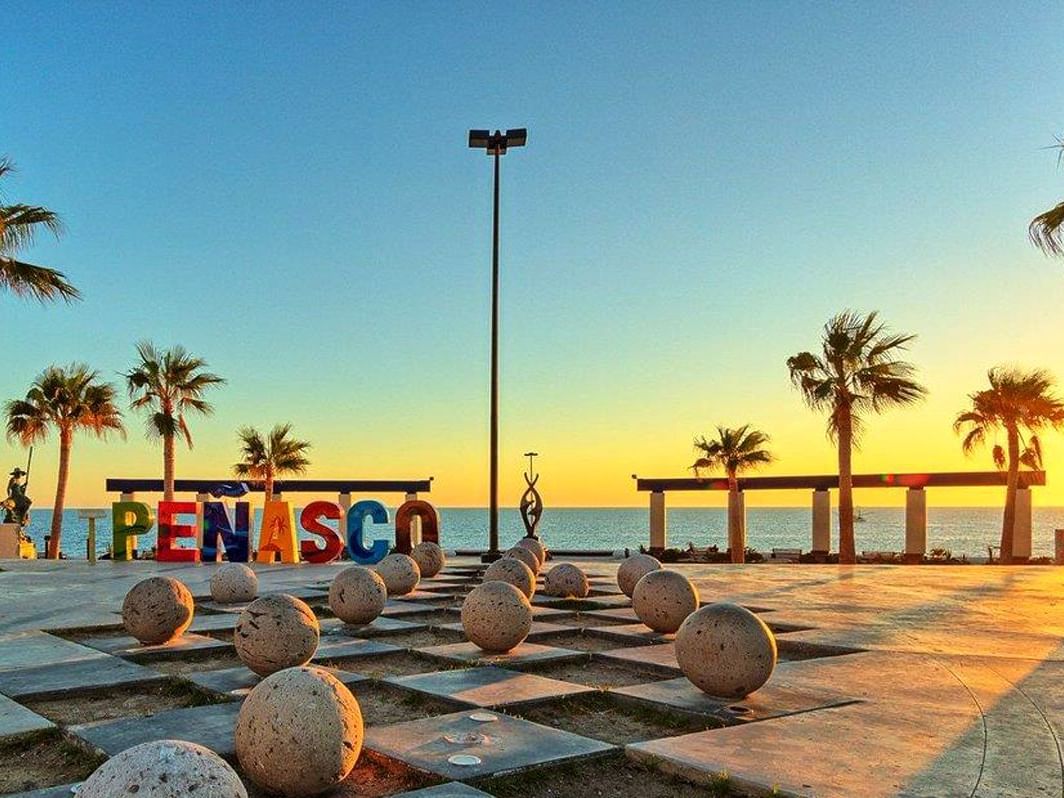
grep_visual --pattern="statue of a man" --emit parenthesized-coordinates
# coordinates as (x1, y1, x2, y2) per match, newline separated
(3, 468, 32, 528)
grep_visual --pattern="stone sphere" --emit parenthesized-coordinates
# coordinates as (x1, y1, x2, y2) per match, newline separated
(210, 563, 258, 604)
(237, 666, 363, 797)
(484, 557, 536, 599)
(632, 569, 699, 634)
(461, 581, 533, 652)
(515, 536, 548, 565)
(79, 740, 247, 798)
(504, 545, 540, 574)
(329, 566, 387, 625)
(617, 553, 662, 597)
(122, 576, 194, 645)
(676, 603, 777, 698)
(543, 563, 590, 598)
(411, 541, 446, 578)
(376, 553, 421, 596)
(235, 594, 319, 676)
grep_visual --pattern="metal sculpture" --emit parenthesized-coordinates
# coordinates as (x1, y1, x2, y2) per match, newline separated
(3, 464, 32, 528)
(519, 451, 543, 539)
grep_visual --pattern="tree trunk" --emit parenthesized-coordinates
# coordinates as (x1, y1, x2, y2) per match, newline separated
(264, 467, 274, 506)
(999, 427, 1020, 564)
(837, 408, 856, 564)
(48, 430, 72, 559)
(163, 432, 175, 503)
(727, 472, 744, 564)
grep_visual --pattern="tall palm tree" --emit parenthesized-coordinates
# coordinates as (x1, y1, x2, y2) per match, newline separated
(125, 342, 225, 502)
(5, 365, 124, 558)
(0, 157, 79, 301)
(954, 367, 1064, 563)
(691, 425, 773, 563)
(233, 424, 312, 502)
(787, 311, 926, 564)
(1029, 135, 1064, 257)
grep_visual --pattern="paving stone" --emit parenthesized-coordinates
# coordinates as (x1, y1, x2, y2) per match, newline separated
(78, 632, 231, 658)
(382, 601, 455, 617)
(388, 666, 593, 709)
(393, 589, 457, 603)
(185, 664, 368, 697)
(0, 654, 166, 699)
(585, 623, 674, 644)
(579, 607, 640, 623)
(0, 693, 54, 738)
(312, 637, 404, 662)
(417, 641, 585, 667)
(70, 701, 242, 758)
(596, 643, 681, 675)
(443, 621, 576, 639)
(366, 709, 614, 780)
(187, 613, 239, 633)
(0, 631, 107, 672)
(393, 783, 492, 798)
(613, 675, 856, 723)
(319, 616, 426, 637)
(4, 785, 80, 798)
(529, 606, 581, 621)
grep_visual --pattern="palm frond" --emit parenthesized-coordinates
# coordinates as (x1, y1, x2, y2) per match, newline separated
(0, 257, 80, 302)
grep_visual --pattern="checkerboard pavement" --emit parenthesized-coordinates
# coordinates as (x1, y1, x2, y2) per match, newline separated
(0, 561, 862, 797)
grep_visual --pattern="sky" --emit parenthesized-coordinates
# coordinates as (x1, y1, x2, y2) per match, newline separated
(3, 2, 1064, 511)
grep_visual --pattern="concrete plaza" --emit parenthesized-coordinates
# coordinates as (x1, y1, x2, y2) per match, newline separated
(0, 558, 1060, 797)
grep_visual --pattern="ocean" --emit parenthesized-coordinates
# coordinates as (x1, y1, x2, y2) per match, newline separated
(19, 506, 1064, 560)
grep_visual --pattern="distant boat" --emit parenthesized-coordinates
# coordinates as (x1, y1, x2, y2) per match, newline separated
(855, 508, 867, 523)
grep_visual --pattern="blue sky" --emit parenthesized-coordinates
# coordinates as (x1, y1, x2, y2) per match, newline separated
(4, 2, 1064, 507)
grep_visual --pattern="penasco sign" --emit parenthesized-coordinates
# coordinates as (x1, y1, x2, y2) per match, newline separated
(110, 498, 440, 564)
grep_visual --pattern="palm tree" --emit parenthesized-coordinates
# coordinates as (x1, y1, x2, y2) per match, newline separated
(691, 425, 773, 563)
(787, 311, 926, 564)
(1029, 135, 1064, 257)
(5, 365, 124, 558)
(954, 367, 1064, 563)
(233, 424, 312, 502)
(0, 157, 79, 301)
(125, 342, 225, 502)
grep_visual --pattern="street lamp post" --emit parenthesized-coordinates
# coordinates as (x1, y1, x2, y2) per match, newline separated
(468, 127, 527, 562)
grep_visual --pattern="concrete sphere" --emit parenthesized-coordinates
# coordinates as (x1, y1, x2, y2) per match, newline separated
(676, 603, 777, 698)
(411, 541, 446, 578)
(376, 553, 421, 596)
(79, 740, 247, 798)
(515, 536, 547, 566)
(329, 566, 387, 625)
(484, 557, 536, 599)
(617, 553, 662, 597)
(632, 569, 699, 634)
(235, 594, 320, 676)
(543, 563, 590, 598)
(236, 666, 363, 797)
(210, 563, 258, 604)
(504, 545, 540, 574)
(122, 576, 194, 645)
(461, 581, 533, 652)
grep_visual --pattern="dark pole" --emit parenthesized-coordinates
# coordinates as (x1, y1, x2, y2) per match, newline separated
(489, 145, 501, 558)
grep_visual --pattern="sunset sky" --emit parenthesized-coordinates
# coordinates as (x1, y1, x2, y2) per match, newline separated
(4, 3, 1064, 510)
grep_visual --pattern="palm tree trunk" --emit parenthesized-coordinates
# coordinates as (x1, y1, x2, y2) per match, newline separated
(1000, 427, 1020, 564)
(264, 467, 274, 505)
(727, 472, 744, 564)
(163, 432, 175, 502)
(48, 429, 72, 559)
(837, 408, 856, 564)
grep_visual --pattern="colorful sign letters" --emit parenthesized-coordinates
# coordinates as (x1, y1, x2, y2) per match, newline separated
(110, 498, 439, 564)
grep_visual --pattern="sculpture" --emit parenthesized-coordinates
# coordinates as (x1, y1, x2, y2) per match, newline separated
(519, 451, 543, 539)
(3, 467, 32, 528)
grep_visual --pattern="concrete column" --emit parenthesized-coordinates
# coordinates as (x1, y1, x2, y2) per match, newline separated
(904, 488, 927, 563)
(405, 491, 422, 546)
(649, 491, 667, 551)
(811, 490, 831, 553)
(195, 492, 209, 554)
(1013, 487, 1033, 561)
(727, 491, 746, 558)
(1055, 529, 1064, 565)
